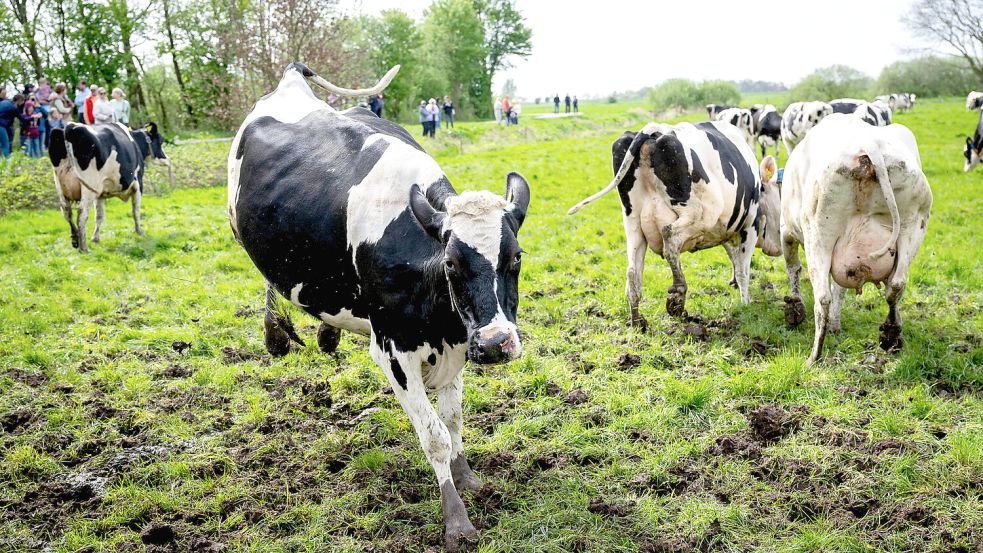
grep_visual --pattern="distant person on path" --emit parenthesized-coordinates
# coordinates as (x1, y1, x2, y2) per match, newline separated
(92, 88, 117, 124)
(0, 87, 17, 157)
(565, 94, 571, 113)
(74, 80, 89, 120)
(494, 97, 503, 125)
(419, 100, 431, 137)
(442, 96, 454, 129)
(110, 88, 130, 125)
(503, 97, 512, 126)
(511, 102, 521, 125)
(48, 83, 73, 132)
(21, 101, 43, 157)
(573, 96, 579, 113)
(553, 94, 560, 114)
(83, 84, 97, 124)
(430, 98, 440, 131)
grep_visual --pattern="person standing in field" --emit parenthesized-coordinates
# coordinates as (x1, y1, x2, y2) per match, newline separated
(419, 100, 430, 137)
(503, 97, 512, 126)
(494, 97, 503, 125)
(92, 88, 117, 124)
(21, 101, 43, 158)
(83, 84, 97, 124)
(74, 80, 90, 121)
(442, 96, 454, 129)
(430, 98, 440, 131)
(36, 78, 51, 106)
(47, 83, 73, 135)
(553, 94, 560, 114)
(564, 94, 571, 113)
(110, 88, 131, 126)
(573, 96, 579, 113)
(0, 87, 17, 157)
(375, 94, 385, 118)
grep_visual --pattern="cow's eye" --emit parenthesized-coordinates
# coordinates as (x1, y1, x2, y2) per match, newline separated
(444, 258, 456, 272)
(512, 253, 522, 269)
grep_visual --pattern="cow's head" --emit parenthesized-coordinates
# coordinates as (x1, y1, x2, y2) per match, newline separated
(410, 173, 531, 364)
(965, 137, 980, 172)
(804, 102, 833, 128)
(143, 122, 168, 164)
(756, 156, 782, 257)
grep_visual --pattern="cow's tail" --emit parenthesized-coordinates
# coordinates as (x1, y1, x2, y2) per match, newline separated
(305, 64, 400, 97)
(568, 131, 648, 215)
(865, 148, 900, 260)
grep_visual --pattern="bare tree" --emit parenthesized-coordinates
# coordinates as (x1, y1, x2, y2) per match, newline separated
(7, 0, 46, 79)
(904, 0, 983, 85)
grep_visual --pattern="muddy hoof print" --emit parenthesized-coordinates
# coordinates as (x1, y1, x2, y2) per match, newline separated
(784, 296, 806, 327)
(316, 323, 342, 354)
(665, 294, 687, 318)
(879, 323, 903, 352)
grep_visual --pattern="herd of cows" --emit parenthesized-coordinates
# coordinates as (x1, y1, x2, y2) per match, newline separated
(42, 62, 983, 549)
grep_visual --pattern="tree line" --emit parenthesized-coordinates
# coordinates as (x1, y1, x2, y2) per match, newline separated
(0, 0, 531, 131)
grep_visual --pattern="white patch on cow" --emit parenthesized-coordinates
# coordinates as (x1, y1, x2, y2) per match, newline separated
(243, 67, 335, 127)
(319, 308, 371, 336)
(289, 283, 308, 308)
(444, 192, 508, 268)
(346, 134, 445, 258)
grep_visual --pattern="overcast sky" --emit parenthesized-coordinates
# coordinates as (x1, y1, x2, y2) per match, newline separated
(341, 0, 919, 98)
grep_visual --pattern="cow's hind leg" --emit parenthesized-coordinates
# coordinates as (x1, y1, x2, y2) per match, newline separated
(131, 187, 144, 236)
(371, 341, 476, 551)
(661, 224, 688, 317)
(76, 190, 97, 254)
(61, 201, 79, 249)
(829, 283, 847, 332)
(263, 281, 305, 356)
(880, 214, 928, 352)
(92, 199, 106, 243)
(316, 322, 342, 354)
(782, 234, 807, 327)
(439, 371, 482, 492)
(623, 208, 648, 328)
(804, 234, 836, 365)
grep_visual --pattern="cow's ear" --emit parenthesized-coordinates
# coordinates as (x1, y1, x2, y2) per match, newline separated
(759, 156, 777, 185)
(409, 184, 446, 242)
(505, 172, 530, 230)
(145, 123, 156, 134)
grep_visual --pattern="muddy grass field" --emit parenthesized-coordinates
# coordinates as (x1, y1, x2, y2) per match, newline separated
(1, 99, 981, 552)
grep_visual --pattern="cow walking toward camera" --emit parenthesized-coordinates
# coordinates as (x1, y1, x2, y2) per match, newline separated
(49, 122, 172, 253)
(568, 121, 781, 326)
(229, 62, 531, 551)
(780, 114, 932, 364)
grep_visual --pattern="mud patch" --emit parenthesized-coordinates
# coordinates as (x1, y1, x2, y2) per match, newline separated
(683, 324, 709, 342)
(587, 498, 633, 517)
(171, 340, 192, 354)
(161, 364, 191, 378)
(6, 368, 48, 387)
(783, 296, 806, 327)
(141, 521, 176, 545)
(747, 405, 800, 443)
(221, 346, 265, 364)
(565, 389, 588, 405)
(1, 409, 34, 433)
(709, 433, 762, 460)
(616, 353, 641, 369)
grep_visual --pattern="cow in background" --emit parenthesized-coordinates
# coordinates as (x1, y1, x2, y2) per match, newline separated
(781, 101, 834, 153)
(49, 122, 172, 253)
(714, 107, 755, 150)
(965, 109, 982, 172)
(751, 104, 782, 158)
(706, 104, 736, 119)
(967, 91, 983, 111)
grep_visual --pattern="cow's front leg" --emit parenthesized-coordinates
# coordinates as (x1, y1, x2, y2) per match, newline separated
(438, 371, 482, 492)
(131, 187, 144, 236)
(76, 192, 97, 254)
(782, 234, 807, 328)
(729, 231, 756, 305)
(60, 200, 79, 249)
(623, 209, 648, 329)
(660, 224, 688, 317)
(370, 339, 476, 551)
(92, 199, 106, 243)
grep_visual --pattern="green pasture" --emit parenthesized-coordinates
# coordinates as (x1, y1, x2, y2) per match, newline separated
(0, 99, 980, 552)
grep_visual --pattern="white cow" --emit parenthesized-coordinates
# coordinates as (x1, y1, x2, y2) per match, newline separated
(781, 114, 932, 364)
(967, 91, 983, 111)
(781, 101, 834, 153)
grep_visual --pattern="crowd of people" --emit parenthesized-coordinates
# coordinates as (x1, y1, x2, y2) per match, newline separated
(0, 78, 131, 159)
(553, 94, 578, 114)
(494, 96, 522, 126)
(418, 96, 456, 138)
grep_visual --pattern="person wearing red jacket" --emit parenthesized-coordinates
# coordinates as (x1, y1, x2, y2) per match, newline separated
(83, 84, 97, 124)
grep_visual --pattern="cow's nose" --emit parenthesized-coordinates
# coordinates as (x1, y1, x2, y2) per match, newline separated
(468, 331, 513, 365)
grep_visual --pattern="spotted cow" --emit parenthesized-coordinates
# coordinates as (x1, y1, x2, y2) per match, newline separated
(751, 104, 782, 158)
(967, 91, 983, 111)
(568, 121, 781, 326)
(229, 62, 531, 551)
(965, 108, 982, 172)
(781, 100, 834, 153)
(49, 122, 171, 253)
(714, 107, 755, 150)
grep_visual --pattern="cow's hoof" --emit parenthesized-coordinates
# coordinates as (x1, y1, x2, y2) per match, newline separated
(136, 229, 146, 237)
(92, 235, 100, 243)
(784, 296, 806, 327)
(879, 322, 903, 352)
(264, 314, 293, 357)
(71, 236, 79, 249)
(666, 293, 686, 318)
(444, 518, 477, 553)
(629, 311, 648, 332)
(451, 454, 483, 492)
(728, 277, 738, 289)
(316, 323, 342, 354)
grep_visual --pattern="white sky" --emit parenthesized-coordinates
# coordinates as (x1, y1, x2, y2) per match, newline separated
(341, 0, 919, 98)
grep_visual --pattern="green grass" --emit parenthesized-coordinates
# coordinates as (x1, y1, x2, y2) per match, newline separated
(1, 99, 981, 552)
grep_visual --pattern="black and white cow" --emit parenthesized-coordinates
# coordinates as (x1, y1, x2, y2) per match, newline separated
(751, 104, 782, 158)
(49, 122, 171, 253)
(568, 121, 781, 326)
(229, 62, 531, 551)
(713, 107, 755, 150)
(706, 104, 736, 119)
(967, 91, 983, 111)
(829, 98, 866, 114)
(965, 108, 982, 172)
(781, 114, 932, 364)
(781, 101, 834, 153)
(831, 98, 891, 127)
